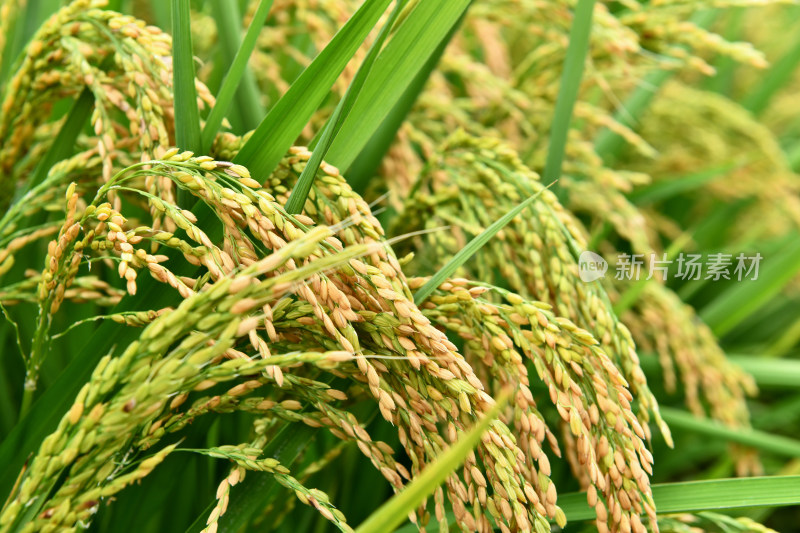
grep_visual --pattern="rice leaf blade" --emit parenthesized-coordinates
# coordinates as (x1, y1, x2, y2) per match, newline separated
(202, 0, 273, 150)
(24, 89, 94, 196)
(541, 0, 596, 183)
(0, 0, 62, 85)
(284, 0, 405, 214)
(414, 184, 554, 305)
(557, 476, 800, 522)
(660, 407, 800, 457)
(728, 356, 800, 388)
(172, 0, 201, 153)
(233, 0, 392, 177)
(324, 0, 471, 172)
(700, 238, 800, 336)
(150, 0, 171, 29)
(345, 14, 462, 193)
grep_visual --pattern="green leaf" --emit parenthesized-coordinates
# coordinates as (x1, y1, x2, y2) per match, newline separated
(764, 313, 800, 356)
(284, 0, 405, 214)
(413, 184, 555, 305)
(638, 352, 800, 391)
(202, 0, 272, 151)
(171, 0, 201, 208)
(700, 237, 800, 336)
(172, 0, 201, 153)
(557, 476, 800, 522)
(397, 475, 800, 533)
(345, 13, 462, 193)
(24, 89, 94, 196)
(659, 407, 800, 458)
(324, 0, 471, 172)
(540, 0, 596, 183)
(727, 356, 800, 388)
(0, 5, 25, 86)
(628, 163, 736, 205)
(742, 31, 800, 115)
(0, 307, 23, 432)
(395, 476, 800, 530)
(354, 391, 509, 533)
(233, 0, 392, 177)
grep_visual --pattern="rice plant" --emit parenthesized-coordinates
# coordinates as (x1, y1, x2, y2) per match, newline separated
(1, 1, 799, 532)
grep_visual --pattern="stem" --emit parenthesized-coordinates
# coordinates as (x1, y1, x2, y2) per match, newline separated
(20, 298, 52, 418)
(19, 381, 35, 418)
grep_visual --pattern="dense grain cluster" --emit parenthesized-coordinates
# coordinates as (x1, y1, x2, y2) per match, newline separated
(229, 0, 778, 452)
(0, 0, 215, 213)
(622, 81, 800, 237)
(420, 279, 657, 533)
(622, 282, 760, 474)
(0, 148, 567, 532)
(1, 0, 797, 532)
(393, 133, 668, 444)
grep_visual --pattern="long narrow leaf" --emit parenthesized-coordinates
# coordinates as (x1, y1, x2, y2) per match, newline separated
(540, 0, 596, 183)
(285, 1, 405, 214)
(0, 3, 25, 86)
(325, 0, 471, 172)
(628, 164, 736, 205)
(728, 356, 800, 388)
(202, 0, 272, 150)
(414, 183, 555, 305)
(172, 0, 201, 208)
(24, 89, 94, 196)
(765, 313, 800, 356)
(700, 237, 800, 336)
(355, 391, 509, 533)
(394, 476, 800, 530)
(742, 31, 800, 115)
(0, 0, 62, 85)
(172, 0, 201, 153)
(345, 13, 462, 193)
(233, 0, 392, 177)
(660, 407, 800, 457)
(557, 476, 800, 522)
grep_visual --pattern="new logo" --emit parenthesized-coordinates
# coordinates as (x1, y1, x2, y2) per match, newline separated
(579, 251, 607, 282)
